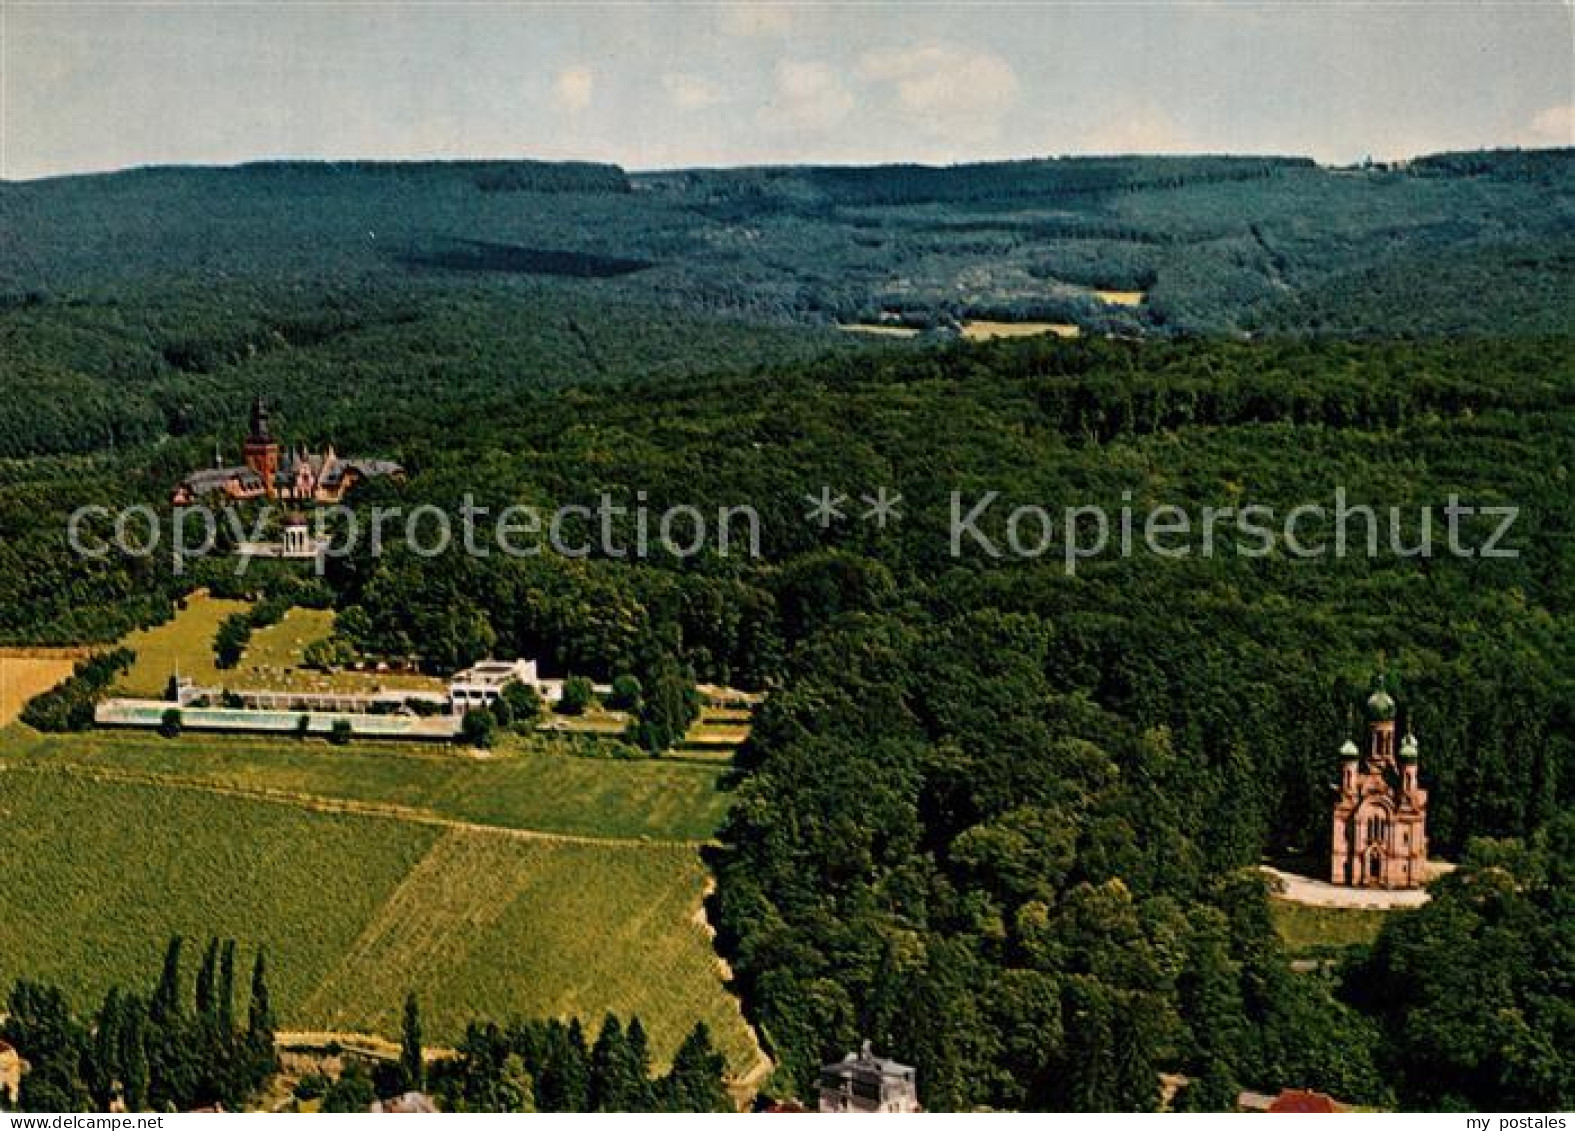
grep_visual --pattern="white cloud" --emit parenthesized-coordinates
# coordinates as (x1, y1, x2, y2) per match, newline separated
(553, 66, 595, 113)
(719, 4, 795, 38)
(859, 44, 1019, 132)
(662, 72, 726, 112)
(759, 60, 854, 132)
(1524, 103, 1574, 147)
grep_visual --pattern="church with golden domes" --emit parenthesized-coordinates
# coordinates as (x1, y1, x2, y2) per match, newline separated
(1330, 679, 1429, 889)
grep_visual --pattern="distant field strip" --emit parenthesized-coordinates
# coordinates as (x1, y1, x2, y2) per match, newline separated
(960, 319, 1081, 340)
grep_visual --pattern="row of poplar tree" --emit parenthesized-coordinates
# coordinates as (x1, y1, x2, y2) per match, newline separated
(2, 937, 277, 1112)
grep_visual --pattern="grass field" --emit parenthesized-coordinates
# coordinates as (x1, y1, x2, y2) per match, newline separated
(1094, 289, 1146, 307)
(1270, 899, 1390, 958)
(116, 593, 251, 696)
(233, 608, 446, 694)
(0, 653, 79, 724)
(0, 769, 757, 1069)
(0, 728, 732, 842)
(837, 323, 922, 338)
(119, 600, 446, 698)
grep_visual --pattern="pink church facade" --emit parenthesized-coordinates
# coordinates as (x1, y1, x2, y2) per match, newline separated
(1330, 682, 1429, 889)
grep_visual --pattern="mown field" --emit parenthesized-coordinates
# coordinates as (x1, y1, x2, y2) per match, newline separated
(235, 607, 447, 694)
(0, 727, 732, 842)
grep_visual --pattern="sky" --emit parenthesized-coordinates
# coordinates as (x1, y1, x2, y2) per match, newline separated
(2, 1, 1572, 181)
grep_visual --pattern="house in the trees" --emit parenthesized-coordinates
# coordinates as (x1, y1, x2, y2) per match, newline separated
(818, 1042, 920, 1113)
(1330, 679, 1429, 889)
(172, 395, 403, 505)
(1237, 1087, 1347, 1113)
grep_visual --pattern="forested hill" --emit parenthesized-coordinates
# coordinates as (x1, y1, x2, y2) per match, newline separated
(3, 148, 1570, 335)
(1, 147, 1571, 1111)
(4, 330, 1569, 1109)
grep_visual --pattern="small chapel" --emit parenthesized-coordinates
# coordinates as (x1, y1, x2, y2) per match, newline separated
(1329, 679, 1429, 889)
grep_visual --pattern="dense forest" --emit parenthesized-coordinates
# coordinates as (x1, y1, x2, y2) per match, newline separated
(4, 327, 1570, 1108)
(0, 152, 1570, 1111)
(4, 150, 1571, 340)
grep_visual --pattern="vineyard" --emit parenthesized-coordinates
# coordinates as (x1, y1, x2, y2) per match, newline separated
(0, 765, 758, 1071)
(0, 728, 733, 842)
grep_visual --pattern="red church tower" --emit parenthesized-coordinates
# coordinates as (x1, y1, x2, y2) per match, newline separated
(242, 394, 281, 499)
(1330, 679, 1429, 888)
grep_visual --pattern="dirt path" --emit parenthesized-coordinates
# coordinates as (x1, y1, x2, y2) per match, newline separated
(275, 1030, 457, 1061)
(694, 875, 773, 1105)
(1261, 864, 1451, 910)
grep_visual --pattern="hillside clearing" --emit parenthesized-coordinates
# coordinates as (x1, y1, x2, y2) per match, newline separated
(1271, 899, 1390, 958)
(960, 320, 1081, 340)
(116, 593, 251, 696)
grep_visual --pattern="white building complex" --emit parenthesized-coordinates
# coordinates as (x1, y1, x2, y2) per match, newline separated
(447, 658, 551, 713)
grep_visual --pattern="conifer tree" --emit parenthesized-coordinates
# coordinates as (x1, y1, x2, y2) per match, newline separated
(88, 988, 123, 1109)
(625, 1016, 657, 1110)
(150, 937, 185, 1025)
(500, 1053, 537, 1113)
(118, 996, 151, 1113)
(589, 1013, 627, 1110)
(245, 949, 277, 1078)
(195, 938, 220, 1020)
(560, 1018, 591, 1112)
(661, 1022, 730, 1112)
(400, 991, 425, 1091)
(217, 941, 237, 1034)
